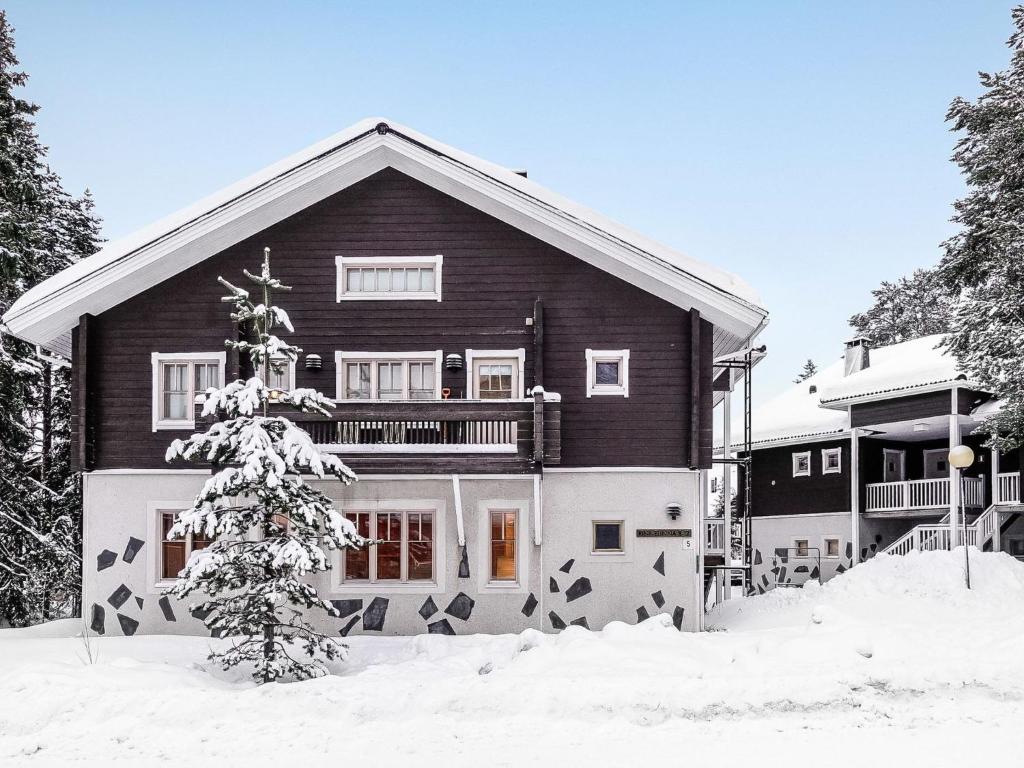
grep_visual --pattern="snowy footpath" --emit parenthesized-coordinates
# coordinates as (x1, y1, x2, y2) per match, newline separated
(2, 550, 1022, 766)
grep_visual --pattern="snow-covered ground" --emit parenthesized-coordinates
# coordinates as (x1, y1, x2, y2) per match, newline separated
(2, 550, 1022, 766)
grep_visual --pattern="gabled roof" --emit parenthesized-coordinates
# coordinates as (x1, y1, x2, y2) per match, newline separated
(733, 334, 976, 449)
(2, 118, 767, 357)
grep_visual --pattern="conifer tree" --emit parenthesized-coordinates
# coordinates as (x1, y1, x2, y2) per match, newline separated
(166, 249, 366, 682)
(848, 267, 953, 347)
(793, 359, 818, 384)
(0, 11, 101, 625)
(939, 6, 1024, 450)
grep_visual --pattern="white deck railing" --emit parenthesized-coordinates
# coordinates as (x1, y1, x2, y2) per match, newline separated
(997, 472, 1021, 505)
(883, 504, 997, 556)
(705, 518, 726, 556)
(865, 477, 985, 513)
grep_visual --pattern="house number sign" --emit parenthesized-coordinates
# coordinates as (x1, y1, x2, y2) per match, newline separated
(636, 528, 692, 538)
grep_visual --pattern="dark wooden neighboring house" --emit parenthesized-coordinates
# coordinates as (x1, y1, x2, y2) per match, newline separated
(4, 118, 767, 636)
(733, 334, 1024, 593)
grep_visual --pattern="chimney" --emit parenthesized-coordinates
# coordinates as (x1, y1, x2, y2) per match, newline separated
(844, 336, 871, 376)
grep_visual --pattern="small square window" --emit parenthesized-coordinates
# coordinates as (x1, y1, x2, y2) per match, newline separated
(794, 539, 810, 557)
(821, 447, 842, 475)
(592, 521, 624, 553)
(586, 349, 629, 397)
(824, 537, 840, 558)
(792, 451, 811, 477)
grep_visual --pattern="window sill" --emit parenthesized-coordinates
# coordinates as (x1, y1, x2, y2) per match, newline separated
(337, 293, 442, 302)
(586, 388, 628, 398)
(331, 582, 439, 595)
(153, 421, 196, 432)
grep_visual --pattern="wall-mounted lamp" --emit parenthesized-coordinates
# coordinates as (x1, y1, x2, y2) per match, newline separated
(445, 353, 464, 372)
(666, 502, 682, 521)
(305, 354, 322, 371)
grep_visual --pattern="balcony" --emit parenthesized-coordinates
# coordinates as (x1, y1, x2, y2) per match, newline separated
(997, 472, 1021, 505)
(865, 476, 985, 514)
(284, 394, 561, 474)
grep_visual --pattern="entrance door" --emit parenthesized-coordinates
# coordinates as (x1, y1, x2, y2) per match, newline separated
(923, 449, 950, 479)
(883, 449, 905, 482)
(471, 358, 519, 399)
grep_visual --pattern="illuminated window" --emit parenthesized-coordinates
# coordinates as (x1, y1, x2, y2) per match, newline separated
(489, 510, 518, 582)
(342, 510, 434, 583)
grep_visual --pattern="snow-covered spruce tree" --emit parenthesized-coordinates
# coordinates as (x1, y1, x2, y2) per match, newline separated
(939, 6, 1024, 450)
(0, 11, 101, 626)
(166, 249, 365, 682)
(848, 267, 953, 347)
(793, 359, 817, 383)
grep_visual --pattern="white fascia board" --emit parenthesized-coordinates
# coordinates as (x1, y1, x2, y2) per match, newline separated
(818, 381, 973, 409)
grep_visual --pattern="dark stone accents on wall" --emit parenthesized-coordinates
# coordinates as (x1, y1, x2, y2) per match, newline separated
(760, 574, 770, 588)
(548, 611, 566, 630)
(672, 606, 684, 631)
(549, 577, 560, 593)
(331, 599, 363, 619)
(191, 605, 213, 621)
(419, 597, 438, 620)
(428, 618, 456, 635)
(108, 584, 132, 609)
(810, 566, 820, 580)
(122, 537, 145, 564)
(97, 550, 117, 571)
(846, 542, 853, 559)
(458, 547, 470, 578)
(651, 590, 665, 608)
(794, 565, 809, 574)
(90, 603, 105, 634)
(570, 617, 589, 629)
(340, 615, 360, 637)
(836, 563, 847, 574)
(753, 549, 762, 566)
(636, 606, 650, 622)
(135, 596, 144, 609)
(158, 596, 176, 622)
(444, 593, 475, 622)
(362, 597, 389, 631)
(653, 552, 665, 576)
(117, 613, 139, 636)
(565, 577, 592, 602)
(522, 593, 538, 617)
(559, 559, 574, 574)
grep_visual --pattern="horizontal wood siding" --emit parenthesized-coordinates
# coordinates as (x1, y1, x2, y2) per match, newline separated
(850, 389, 971, 428)
(746, 439, 851, 517)
(83, 168, 707, 470)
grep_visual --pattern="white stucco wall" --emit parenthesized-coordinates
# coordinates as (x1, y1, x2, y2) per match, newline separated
(750, 512, 854, 592)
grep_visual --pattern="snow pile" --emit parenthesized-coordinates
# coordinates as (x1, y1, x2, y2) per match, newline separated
(2, 552, 1024, 765)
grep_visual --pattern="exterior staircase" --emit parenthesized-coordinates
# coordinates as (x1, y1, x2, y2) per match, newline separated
(883, 505, 999, 556)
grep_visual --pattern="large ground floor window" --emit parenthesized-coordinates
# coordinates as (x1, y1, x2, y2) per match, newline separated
(342, 509, 435, 583)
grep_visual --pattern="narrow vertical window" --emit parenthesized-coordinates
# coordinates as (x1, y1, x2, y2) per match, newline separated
(407, 512, 434, 580)
(161, 512, 186, 580)
(376, 512, 402, 579)
(344, 512, 370, 580)
(490, 510, 518, 582)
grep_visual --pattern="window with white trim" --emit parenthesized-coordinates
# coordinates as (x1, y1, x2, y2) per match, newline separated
(794, 538, 810, 557)
(792, 451, 811, 477)
(821, 447, 842, 475)
(336, 352, 441, 400)
(260, 355, 295, 393)
(151, 352, 225, 430)
(159, 510, 212, 581)
(592, 520, 625, 553)
(341, 509, 435, 583)
(823, 537, 840, 558)
(336, 255, 443, 301)
(489, 509, 518, 582)
(585, 349, 630, 397)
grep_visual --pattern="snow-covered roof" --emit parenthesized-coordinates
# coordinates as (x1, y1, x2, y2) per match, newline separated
(3, 118, 767, 357)
(817, 335, 967, 406)
(732, 334, 973, 449)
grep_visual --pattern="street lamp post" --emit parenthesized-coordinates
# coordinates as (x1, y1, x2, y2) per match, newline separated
(948, 444, 975, 589)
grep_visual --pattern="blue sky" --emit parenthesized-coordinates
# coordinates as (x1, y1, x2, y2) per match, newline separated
(4, 1, 1015, 400)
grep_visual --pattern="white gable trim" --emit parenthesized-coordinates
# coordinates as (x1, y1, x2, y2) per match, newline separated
(4, 119, 767, 353)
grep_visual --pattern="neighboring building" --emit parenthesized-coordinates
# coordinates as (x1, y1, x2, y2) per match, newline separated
(735, 334, 1024, 593)
(2, 118, 767, 636)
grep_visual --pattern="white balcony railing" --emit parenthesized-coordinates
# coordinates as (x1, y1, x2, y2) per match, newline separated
(997, 472, 1021, 505)
(705, 518, 726, 556)
(865, 477, 985, 513)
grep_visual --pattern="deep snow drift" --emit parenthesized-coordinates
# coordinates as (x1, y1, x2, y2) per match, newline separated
(2, 550, 1021, 766)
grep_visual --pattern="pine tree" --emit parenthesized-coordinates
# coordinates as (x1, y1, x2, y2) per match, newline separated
(166, 249, 366, 682)
(0, 12, 101, 625)
(848, 267, 953, 347)
(793, 359, 817, 383)
(939, 7, 1024, 450)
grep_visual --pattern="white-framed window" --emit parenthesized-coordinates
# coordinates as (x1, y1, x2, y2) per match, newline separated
(335, 351, 442, 400)
(147, 503, 213, 591)
(592, 520, 625, 554)
(823, 536, 840, 558)
(259, 355, 296, 393)
(585, 349, 629, 397)
(821, 447, 842, 475)
(477, 500, 530, 593)
(792, 451, 811, 477)
(793, 538, 810, 557)
(466, 348, 526, 400)
(151, 352, 226, 431)
(336, 501, 443, 591)
(336, 255, 443, 302)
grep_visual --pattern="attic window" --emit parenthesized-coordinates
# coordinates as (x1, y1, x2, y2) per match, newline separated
(336, 255, 443, 302)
